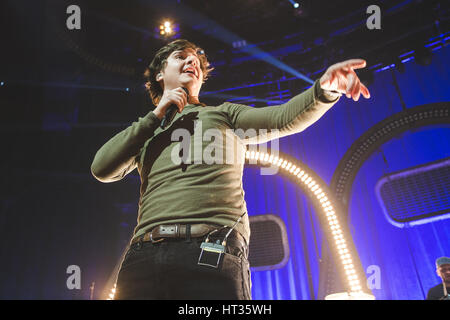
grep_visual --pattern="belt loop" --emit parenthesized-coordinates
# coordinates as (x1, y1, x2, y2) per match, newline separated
(185, 224, 191, 243)
(150, 232, 164, 244)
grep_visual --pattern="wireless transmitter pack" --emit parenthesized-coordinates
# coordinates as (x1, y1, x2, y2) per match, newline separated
(197, 212, 246, 268)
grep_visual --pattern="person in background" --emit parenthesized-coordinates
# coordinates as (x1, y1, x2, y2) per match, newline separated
(426, 256, 450, 300)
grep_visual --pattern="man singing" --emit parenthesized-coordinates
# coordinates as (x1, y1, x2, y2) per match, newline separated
(90, 39, 370, 300)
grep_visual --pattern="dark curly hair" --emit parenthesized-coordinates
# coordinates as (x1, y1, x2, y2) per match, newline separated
(144, 39, 213, 106)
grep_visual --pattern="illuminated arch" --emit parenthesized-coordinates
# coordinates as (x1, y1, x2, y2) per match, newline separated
(244, 148, 370, 296)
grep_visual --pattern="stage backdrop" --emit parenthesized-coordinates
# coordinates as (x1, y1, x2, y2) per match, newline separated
(243, 45, 450, 300)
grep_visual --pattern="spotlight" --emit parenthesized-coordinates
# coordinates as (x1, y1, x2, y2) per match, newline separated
(288, 0, 300, 8)
(163, 21, 172, 34)
(0, 81, 4, 86)
(157, 20, 178, 39)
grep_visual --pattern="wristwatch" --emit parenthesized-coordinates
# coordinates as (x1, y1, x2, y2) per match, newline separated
(322, 89, 342, 102)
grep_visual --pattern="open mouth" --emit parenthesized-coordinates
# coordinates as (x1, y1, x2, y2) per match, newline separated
(183, 68, 198, 79)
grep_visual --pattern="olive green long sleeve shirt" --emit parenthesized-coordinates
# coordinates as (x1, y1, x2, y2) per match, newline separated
(91, 79, 340, 244)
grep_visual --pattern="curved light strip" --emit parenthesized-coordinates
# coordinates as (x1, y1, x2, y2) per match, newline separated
(106, 283, 116, 300)
(245, 150, 363, 293)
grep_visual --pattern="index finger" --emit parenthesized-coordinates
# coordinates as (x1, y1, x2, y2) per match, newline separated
(360, 82, 371, 99)
(337, 59, 367, 70)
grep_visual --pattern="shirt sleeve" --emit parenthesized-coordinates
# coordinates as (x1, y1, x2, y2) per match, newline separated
(90, 111, 161, 183)
(225, 79, 340, 144)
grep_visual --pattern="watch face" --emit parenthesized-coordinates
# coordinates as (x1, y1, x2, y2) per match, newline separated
(322, 90, 342, 101)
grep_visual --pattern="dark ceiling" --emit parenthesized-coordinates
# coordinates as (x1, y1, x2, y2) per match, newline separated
(0, 0, 448, 175)
(2, 0, 448, 92)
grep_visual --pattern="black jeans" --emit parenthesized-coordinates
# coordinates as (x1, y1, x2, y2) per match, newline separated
(115, 229, 252, 300)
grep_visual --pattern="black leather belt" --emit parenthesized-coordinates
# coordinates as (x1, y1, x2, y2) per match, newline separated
(131, 223, 249, 260)
(131, 223, 223, 245)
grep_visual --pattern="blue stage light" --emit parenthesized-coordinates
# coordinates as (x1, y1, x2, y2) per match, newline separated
(288, 0, 299, 8)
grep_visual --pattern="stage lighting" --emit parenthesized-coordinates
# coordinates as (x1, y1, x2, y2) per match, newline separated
(158, 20, 179, 39)
(288, 0, 300, 8)
(106, 283, 116, 300)
(325, 291, 374, 300)
(0, 81, 4, 86)
(159, 21, 172, 35)
(163, 21, 172, 34)
(244, 149, 367, 295)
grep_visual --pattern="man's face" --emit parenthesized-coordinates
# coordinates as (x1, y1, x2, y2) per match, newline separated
(158, 47, 204, 97)
(437, 264, 450, 284)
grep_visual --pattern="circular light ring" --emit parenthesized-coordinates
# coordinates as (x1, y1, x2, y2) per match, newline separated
(331, 103, 450, 208)
(244, 148, 366, 293)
